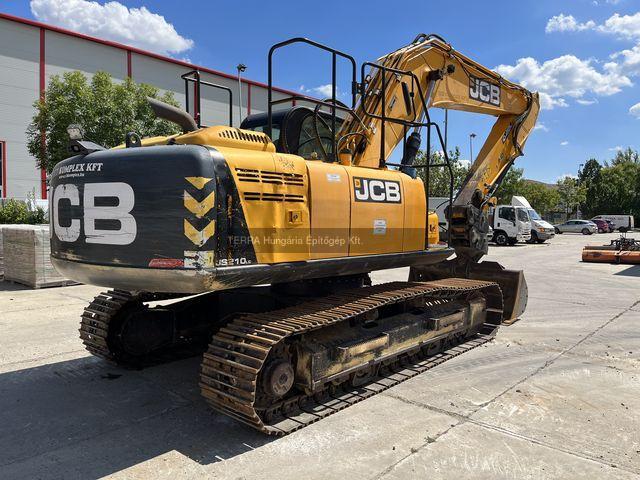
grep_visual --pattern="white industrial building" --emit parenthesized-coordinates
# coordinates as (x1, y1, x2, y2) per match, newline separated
(0, 12, 300, 200)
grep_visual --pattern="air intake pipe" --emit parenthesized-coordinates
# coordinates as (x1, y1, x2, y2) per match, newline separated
(146, 97, 198, 133)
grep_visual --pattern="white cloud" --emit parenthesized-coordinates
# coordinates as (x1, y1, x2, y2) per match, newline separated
(576, 98, 598, 105)
(598, 12, 640, 40)
(538, 93, 568, 110)
(560, 141, 569, 146)
(630, 102, 640, 117)
(299, 84, 341, 98)
(543, 11, 640, 79)
(546, 14, 596, 33)
(533, 123, 549, 132)
(546, 12, 640, 40)
(609, 44, 640, 77)
(312, 84, 335, 98)
(495, 55, 631, 109)
(30, 0, 193, 55)
(609, 145, 623, 151)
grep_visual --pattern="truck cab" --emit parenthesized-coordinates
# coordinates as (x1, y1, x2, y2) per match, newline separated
(489, 205, 531, 245)
(511, 196, 555, 243)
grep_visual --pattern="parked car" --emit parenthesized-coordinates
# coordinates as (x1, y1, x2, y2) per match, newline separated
(591, 219, 610, 233)
(591, 215, 634, 232)
(554, 219, 598, 235)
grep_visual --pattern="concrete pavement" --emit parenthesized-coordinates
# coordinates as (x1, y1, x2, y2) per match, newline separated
(0, 232, 638, 479)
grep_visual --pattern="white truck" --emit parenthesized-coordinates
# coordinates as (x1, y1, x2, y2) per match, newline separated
(511, 196, 555, 243)
(489, 204, 532, 245)
(591, 214, 634, 232)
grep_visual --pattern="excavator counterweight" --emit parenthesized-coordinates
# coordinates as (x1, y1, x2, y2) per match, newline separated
(51, 34, 539, 434)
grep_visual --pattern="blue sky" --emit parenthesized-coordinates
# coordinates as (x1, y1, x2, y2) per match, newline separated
(5, 0, 640, 183)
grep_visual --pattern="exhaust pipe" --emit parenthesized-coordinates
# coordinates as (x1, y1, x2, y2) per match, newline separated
(146, 97, 198, 133)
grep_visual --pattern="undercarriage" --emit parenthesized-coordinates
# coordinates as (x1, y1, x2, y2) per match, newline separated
(80, 276, 504, 434)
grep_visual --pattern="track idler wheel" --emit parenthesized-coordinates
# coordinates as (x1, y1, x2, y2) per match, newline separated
(264, 360, 295, 398)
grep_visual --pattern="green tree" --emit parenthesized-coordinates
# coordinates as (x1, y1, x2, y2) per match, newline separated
(557, 176, 586, 216)
(578, 158, 603, 217)
(611, 147, 639, 166)
(416, 147, 469, 197)
(494, 167, 525, 204)
(598, 162, 640, 215)
(27, 71, 181, 172)
(519, 181, 560, 215)
(574, 150, 640, 221)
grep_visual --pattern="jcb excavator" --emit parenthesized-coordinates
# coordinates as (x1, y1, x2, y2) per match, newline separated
(49, 35, 539, 434)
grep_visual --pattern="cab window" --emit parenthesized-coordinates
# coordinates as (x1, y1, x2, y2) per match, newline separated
(499, 207, 515, 222)
(297, 115, 335, 160)
(516, 209, 529, 222)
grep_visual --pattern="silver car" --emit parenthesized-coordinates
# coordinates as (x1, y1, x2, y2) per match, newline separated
(554, 219, 598, 235)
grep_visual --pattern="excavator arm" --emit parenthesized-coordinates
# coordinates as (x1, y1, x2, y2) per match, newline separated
(338, 34, 540, 262)
(337, 34, 539, 321)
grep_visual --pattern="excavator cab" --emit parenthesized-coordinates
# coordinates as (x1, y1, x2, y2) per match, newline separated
(240, 106, 343, 161)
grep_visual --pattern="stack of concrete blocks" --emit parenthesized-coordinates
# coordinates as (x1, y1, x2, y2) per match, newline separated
(2, 224, 75, 288)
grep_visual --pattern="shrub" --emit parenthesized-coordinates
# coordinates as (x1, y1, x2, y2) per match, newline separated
(0, 199, 47, 225)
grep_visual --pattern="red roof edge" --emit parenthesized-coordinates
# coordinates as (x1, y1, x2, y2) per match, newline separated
(0, 12, 306, 98)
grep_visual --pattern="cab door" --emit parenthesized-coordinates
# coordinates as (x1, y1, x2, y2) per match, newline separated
(496, 206, 517, 237)
(306, 161, 350, 259)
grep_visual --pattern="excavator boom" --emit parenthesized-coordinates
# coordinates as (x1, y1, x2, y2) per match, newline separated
(335, 34, 538, 320)
(337, 34, 539, 263)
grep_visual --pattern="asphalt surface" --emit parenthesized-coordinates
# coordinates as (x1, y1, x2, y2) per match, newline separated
(0, 232, 639, 479)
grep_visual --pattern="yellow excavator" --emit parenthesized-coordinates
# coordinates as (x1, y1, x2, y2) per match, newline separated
(49, 34, 539, 434)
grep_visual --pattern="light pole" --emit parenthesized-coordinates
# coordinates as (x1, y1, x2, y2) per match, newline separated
(469, 133, 477, 162)
(444, 110, 448, 152)
(236, 63, 246, 124)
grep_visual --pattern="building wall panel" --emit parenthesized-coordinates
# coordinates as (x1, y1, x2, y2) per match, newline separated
(0, 19, 40, 198)
(45, 31, 127, 83)
(248, 86, 294, 116)
(130, 53, 186, 109)
(198, 72, 248, 128)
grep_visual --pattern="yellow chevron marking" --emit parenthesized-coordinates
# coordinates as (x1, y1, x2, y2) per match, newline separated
(184, 190, 215, 218)
(185, 177, 213, 189)
(184, 219, 215, 247)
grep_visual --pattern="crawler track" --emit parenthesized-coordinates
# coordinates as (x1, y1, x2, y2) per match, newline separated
(200, 278, 503, 435)
(80, 289, 137, 362)
(79, 290, 197, 366)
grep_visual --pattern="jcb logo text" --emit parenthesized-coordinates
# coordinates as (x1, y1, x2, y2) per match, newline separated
(469, 76, 500, 107)
(353, 178, 401, 203)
